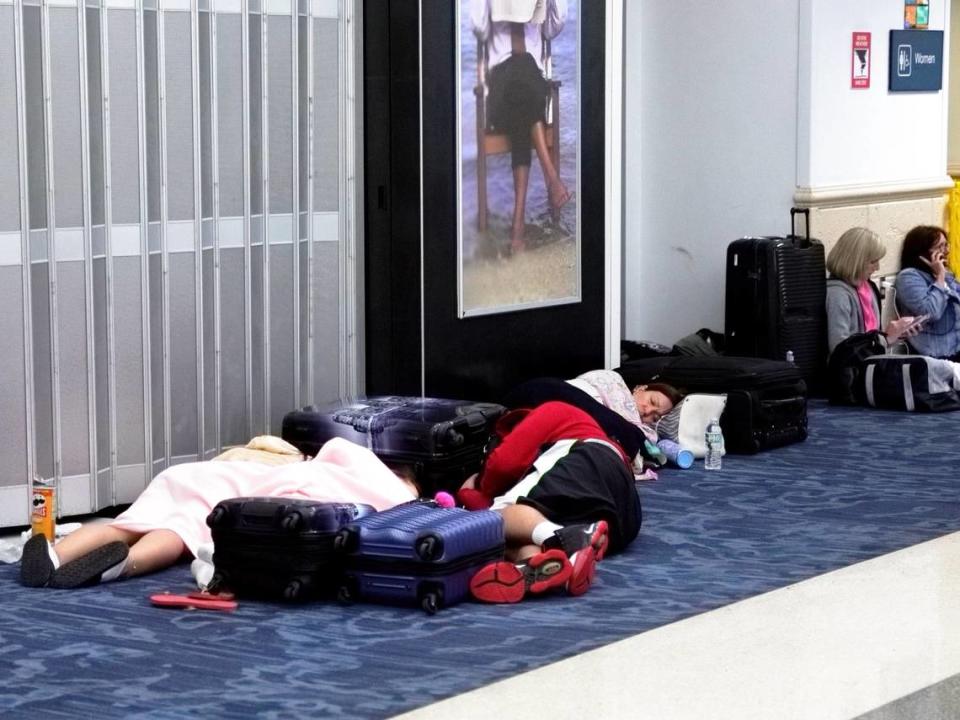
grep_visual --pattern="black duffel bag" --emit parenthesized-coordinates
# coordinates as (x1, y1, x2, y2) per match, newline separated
(856, 354, 960, 412)
(827, 332, 960, 412)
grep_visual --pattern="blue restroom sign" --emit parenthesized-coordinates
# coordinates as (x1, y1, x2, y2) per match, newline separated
(888, 29, 943, 91)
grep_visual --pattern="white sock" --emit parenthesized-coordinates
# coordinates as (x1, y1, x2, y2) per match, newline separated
(99, 557, 128, 583)
(531, 520, 563, 547)
(46, 543, 61, 570)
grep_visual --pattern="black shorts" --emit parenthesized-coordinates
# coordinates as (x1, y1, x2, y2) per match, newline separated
(518, 441, 641, 555)
(487, 52, 548, 168)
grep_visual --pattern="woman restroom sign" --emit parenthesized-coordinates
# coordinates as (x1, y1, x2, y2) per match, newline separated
(852, 32, 871, 89)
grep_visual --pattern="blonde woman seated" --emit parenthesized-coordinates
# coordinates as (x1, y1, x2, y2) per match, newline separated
(825, 227, 921, 356)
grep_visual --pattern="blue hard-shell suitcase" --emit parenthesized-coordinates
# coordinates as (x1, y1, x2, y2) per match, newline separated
(335, 502, 505, 613)
(207, 497, 376, 601)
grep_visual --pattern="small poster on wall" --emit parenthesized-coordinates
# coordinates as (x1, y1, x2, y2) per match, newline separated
(904, 0, 930, 29)
(851, 32, 871, 89)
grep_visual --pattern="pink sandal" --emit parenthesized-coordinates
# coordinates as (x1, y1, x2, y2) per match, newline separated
(150, 590, 238, 612)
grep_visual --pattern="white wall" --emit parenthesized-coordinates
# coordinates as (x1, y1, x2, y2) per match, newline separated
(623, 2, 799, 345)
(623, 0, 952, 347)
(950, 0, 960, 174)
(797, 0, 951, 277)
(800, 0, 949, 189)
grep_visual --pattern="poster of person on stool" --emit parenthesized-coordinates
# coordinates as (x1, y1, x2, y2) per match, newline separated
(458, 0, 580, 317)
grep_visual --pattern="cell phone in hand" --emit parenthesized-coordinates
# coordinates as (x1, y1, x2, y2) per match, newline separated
(902, 315, 928, 332)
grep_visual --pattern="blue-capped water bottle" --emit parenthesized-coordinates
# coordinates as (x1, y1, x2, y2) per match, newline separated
(704, 418, 724, 471)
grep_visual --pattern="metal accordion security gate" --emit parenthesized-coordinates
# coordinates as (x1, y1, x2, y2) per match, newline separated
(0, 0, 356, 526)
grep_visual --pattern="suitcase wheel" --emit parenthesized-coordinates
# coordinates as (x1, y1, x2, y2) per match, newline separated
(334, 528, 357, 553)
(337, 579, 357, 605)
(442, 428, 465, 447)
(415, 534, 443, 562)
(283, 578, 303, 601)
(206, 505, 227, 529)
(280, 511, 303, 532)
(417, 583, 443, 615)
(420, 593, 439, 615)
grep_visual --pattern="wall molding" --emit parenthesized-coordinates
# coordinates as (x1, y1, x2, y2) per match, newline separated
(802, 190, 951, 280)
(794, 175, 954, 207)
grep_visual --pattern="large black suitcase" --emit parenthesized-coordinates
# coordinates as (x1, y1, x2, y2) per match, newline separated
(207, 497, 375, 601)
(616, 355, 807, 453)
(725, 208, 827, 392)
(281, 396, 505, 495)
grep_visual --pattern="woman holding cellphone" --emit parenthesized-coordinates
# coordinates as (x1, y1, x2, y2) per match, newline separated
(825, 227, 921, 356)
(895, 225, 960, 362)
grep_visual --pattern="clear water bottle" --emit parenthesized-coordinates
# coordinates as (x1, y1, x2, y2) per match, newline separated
(704, 418, 724, 471)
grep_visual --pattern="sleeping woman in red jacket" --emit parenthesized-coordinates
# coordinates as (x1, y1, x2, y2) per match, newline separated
(463, 401, 641, 604)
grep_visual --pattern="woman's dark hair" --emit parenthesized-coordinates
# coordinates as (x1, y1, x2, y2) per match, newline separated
(899, 225, 947, 274)
(647, 382, 685, 408)
(385, 462, 422, 497)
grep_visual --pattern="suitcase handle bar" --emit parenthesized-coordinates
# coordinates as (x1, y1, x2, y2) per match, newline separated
(790, 207, 811, 246)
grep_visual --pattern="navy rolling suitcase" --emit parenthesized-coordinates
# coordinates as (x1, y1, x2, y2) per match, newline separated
(281, 396, 505, 495)
(334, 502, 505, 614)
(725, 208, 827, 393)
(207, 497, 375, 601)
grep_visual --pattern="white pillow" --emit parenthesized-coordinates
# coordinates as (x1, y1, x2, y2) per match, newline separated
(656, 393, 727, 459)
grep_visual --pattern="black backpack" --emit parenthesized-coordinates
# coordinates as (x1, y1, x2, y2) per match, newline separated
(826, 331, 886, 405)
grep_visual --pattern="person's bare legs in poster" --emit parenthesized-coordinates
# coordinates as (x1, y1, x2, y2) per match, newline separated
(510, 164, 530, 253)
(531, 119, 570, 213)
(510, 121, 569, 254)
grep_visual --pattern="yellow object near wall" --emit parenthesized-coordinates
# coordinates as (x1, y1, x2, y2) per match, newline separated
(949, 179, 960, 277)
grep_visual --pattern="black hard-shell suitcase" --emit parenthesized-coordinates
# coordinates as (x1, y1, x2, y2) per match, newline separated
(207, 497, 375, 601)
(281, 396, 505, 494)
(335, 501, 504, 614)
(616, 355, 807, 453)
(725, 208, 827, 393)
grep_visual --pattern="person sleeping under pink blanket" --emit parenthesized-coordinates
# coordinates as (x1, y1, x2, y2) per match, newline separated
(18, 437, 418, 589)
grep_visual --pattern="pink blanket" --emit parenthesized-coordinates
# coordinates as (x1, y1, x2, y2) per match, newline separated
(111, 438, 416, 557)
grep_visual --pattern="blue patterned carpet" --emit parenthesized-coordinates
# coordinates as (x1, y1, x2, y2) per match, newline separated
(2, 401, 959, 719)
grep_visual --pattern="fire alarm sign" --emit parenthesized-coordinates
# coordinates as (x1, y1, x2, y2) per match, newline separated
(852, 32, 871, 89)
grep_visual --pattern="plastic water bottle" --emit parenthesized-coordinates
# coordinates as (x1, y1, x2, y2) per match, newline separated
(704, 418, 724, 471)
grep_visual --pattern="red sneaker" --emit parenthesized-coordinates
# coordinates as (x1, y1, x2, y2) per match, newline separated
(542, 520, 609, 562)
(470, 549, 572, 604)
(566, 545, 598, 597)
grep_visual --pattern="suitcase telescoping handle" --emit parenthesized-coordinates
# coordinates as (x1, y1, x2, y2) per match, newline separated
(790, 207, 811, 247)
